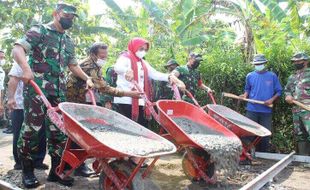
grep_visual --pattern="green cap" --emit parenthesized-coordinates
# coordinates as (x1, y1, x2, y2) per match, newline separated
(164, 59, 179, 68)
(56, 3, 78, 17)
(291, 52, 309, 61)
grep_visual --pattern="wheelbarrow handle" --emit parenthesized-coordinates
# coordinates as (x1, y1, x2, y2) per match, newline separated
(171, 83, 181, 100)
(85, 89, 96, 106)
(207, 92, 217, 105)
(184, 90, 201, 107)
(29, 80, 52, 109)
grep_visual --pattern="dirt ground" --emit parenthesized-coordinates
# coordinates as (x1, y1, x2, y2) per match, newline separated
(1, 128, 310, 190)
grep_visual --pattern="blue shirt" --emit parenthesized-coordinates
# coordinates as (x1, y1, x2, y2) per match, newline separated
(244, 71, 282, 113)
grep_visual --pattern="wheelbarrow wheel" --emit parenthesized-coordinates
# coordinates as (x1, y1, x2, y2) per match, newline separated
(99, 160, 159, 190)
(182, 148, 215, 182)
(99, 160, 133, 190)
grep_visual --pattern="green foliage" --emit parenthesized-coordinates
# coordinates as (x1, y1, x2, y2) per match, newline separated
(1, 0, 310, 153)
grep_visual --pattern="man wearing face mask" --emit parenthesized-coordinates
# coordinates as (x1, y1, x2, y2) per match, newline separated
(285, 52, 310, 155)
(240, 54, 282, 153)
(155, 59, 179, 100)
(171, 52, 213, 103)
(11, 3, 95, 188)
(67, 42, 141, 106)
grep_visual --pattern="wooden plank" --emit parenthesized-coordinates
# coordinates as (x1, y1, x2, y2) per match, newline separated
(240, 151, 295, 190)
(255, 152, 310, 163)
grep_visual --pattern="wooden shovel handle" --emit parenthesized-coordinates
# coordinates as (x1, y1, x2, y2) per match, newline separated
(222, 92, 273, 108)
(292, 100, 310, 111)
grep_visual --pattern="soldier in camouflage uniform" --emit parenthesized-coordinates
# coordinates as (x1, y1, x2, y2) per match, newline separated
(12, 3, 94, 188)
(285, 52, 310, 155)
(155, 59, 179, 100)
(66, 42, 140, 106)
(171, 53, 213, 103)
(66, 43, 140, 176)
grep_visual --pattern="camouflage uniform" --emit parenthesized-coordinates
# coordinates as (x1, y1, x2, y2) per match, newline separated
(154, 81, 174, 100)
(175, 65, 201, 102)
(67, 60, 124, 104)
(285, 68, 310, 142)
(16, 23, 76, 160)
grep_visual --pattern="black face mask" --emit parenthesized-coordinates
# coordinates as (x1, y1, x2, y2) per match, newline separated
(59, 17, 73, 30)
(294, 63, 305, 70)
(191, 60, 201, 69)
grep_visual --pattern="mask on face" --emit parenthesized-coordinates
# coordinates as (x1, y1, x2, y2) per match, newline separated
(254, 64, 265, 71)
(294, 63, 305, 70)
(191, 60, 201, 69)
(0, 60, 5, 66)
(59, 17, 73, 30)
(135, 50, 146, 59)
(96, 59, 106, 67)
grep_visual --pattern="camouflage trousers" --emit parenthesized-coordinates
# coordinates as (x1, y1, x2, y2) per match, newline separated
(17, 94, 67, 160)
(293, 110, 310, 142)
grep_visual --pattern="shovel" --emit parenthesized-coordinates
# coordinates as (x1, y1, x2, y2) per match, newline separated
(222, 92, 273, 108)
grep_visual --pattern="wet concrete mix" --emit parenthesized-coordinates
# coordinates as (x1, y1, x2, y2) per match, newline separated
(63, 104, 174, 157)
(172, 117, 242, 178)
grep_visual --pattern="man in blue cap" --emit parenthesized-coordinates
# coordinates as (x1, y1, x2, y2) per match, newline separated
(240, 54, 282, 153)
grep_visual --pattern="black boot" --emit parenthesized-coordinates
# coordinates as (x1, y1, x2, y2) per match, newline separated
(74, 163, 94, 177)
(21, 158, 40, 188)
(47, 156, 74, 187)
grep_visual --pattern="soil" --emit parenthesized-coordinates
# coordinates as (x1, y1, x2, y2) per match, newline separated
(1, 129, 310, 190)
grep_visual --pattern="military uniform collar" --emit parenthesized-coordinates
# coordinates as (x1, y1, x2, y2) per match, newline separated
(45, 22, 66, 34)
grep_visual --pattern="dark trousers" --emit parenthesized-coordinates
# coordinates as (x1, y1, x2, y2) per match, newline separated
(118, 104, 149, 128)
(12, 109, 46, 164)
(246, 111, 272, 152)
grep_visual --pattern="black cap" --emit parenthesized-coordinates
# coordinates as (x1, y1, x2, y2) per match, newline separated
(0, 50, 4, 53)
(164, 59, 179, 68)
(291, 52, 309, 61)
(56, 3, 78, 17)
(189, 52, 203, 62)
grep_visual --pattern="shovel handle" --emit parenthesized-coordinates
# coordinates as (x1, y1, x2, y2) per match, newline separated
(222, 92, 273, 108)
(292, 100, 310, 111)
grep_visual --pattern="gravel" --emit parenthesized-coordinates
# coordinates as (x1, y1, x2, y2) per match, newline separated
(79, 120, 174, 156)
(172, 117, 242, 178)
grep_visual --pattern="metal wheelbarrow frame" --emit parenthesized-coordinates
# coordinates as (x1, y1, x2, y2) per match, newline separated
(29, 80, 176, 190)
(133, 82, 241, 183)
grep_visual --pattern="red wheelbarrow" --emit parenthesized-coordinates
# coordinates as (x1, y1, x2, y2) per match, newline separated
(133, 82, 242, 183)
(29, 80, 176, 190)
(185, 91, 271, 163)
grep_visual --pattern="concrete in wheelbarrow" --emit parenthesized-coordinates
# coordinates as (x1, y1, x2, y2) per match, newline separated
(1, 129, 310, 190)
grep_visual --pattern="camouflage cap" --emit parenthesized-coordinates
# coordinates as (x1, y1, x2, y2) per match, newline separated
(189, 52, 203, 62)
(164, 59, 179, 68)
(56, 3, 78, 17)
(291, 52, 309, 61)
(252, 54, 268, 64)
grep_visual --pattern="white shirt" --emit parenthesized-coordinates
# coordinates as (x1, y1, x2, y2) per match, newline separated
(8, 62, 24, 109)
(114, 56, 169, 105)
(0, 67, 5, 91)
